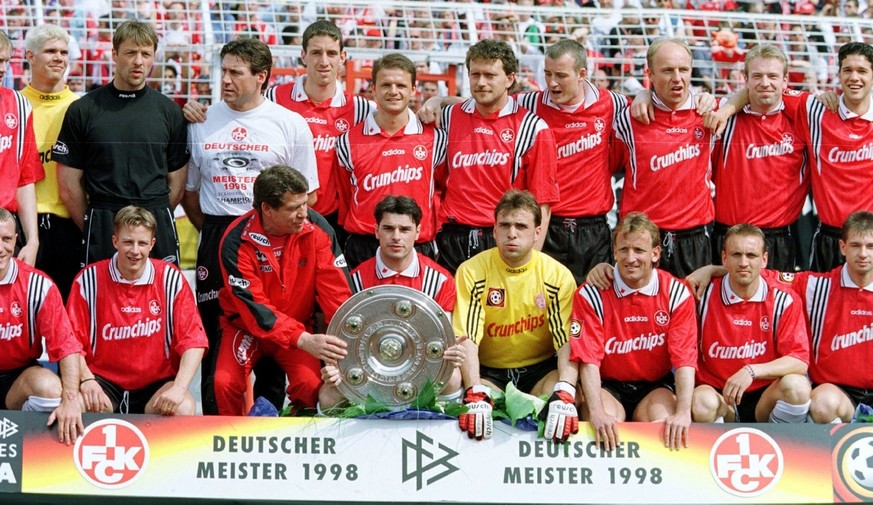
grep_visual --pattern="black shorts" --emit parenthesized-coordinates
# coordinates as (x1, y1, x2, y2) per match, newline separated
(733, 386, 766, 422)
(602, 373, 674, 418)
(95, 375, 173, 414)
(0, 363, 38, 409)
(658, 225, 711, 279)
(833, 384, 873, 407)
(480, 355, 558, 394)
(344, 233, 438, 271)
(810, 223, 844, 273)
(543, 214, 611, 286)
(35, 213, 83, 301)
(712, 221, 796, 273)
(84, 196, 180, 267)
(436, 224, 496, 274)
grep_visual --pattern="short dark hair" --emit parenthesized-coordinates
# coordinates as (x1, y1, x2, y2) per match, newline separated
(544, 39, 587, 73)
(372, 53, 416, 85)
(253, 165, 309, 210)
(843, 210, 873, 240)
(113, 206, 157, 237)
(374, 195, 422, 226)
(302, 20, 343, 53)
(839, 42, 873, 72)
(466, 39, 517, 77)
(723, 223, 767, 253)
(220, 37, 273, 91)
(494, 190, 541, 227)
(112, 19, 158, 51)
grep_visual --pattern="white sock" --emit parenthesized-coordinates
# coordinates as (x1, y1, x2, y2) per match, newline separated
(831, 416, 842, 424)
(437, 388, 464, 403)
(769, 400, 811, 423)
(713, 416, 725, 423)
(21, 396, 61, 412)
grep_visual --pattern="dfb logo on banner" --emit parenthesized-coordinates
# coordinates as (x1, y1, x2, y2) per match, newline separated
(401, 431, 459, 490)
(74, 419, 149, 489)
(709, 427, 783, 497)
(0, 417, 20, 491)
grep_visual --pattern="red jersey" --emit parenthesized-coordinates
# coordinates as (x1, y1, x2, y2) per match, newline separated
(517, 83, 627, 217)
(766, 267, 873, 389)
(265, 77, 374, 216)
(570, 268, 697, 382)
(350, 249, 455, 313)
(0, 87, 43, 212)
(697, 275, 809, 392)
(66, 257, 208, 390)
(439, 97, 559, 227)
(335, 110, 446, 242)
(0, 259, 81, 370)
(714, 96, 808, 228)
(614, 94, 714, 230)
(795, 94, 873, 227)
(219, 209, 352, 348)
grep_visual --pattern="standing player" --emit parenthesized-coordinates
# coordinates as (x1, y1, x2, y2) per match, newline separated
(335, 54, 445, 268)
(55, 19, 189, 267)
(182, 37, 317, 415)
(517, 39, 627, 285)
(614, 38, 715, 278)
(572, 212, 696, 451)
(694, 224, 810, 423)
(319, 196, 465, 408)
(67, 206, 207, 415)
(0, 32, 42, 268)
(437, 39, 559, 274)
(454, 190, 577, 441)
(22, 24, 81, 299)
(711, 45, 808, 272)
(0, 208, 82, 445)
(215, 166, 351, 415)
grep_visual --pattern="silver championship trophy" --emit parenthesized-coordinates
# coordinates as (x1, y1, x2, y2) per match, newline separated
(327, 285, 455, 407)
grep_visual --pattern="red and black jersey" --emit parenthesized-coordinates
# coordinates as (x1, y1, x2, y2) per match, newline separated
(517, 84, 627, 217)
(714, 96, 808, 228)
(335, 110, 446, 242)
(439, 97, 559, 227)
(0, 259, 81, 371)
(614, 94, 714, 230)
(350, 249, 455, 313)
(266, 77, 373, 216)
(570, 268, 697, 381)
(66, 256, 207, 390)
(0, 87, 43, 212)
(697, 275, 809, 392)
(219, 208, 352, 347)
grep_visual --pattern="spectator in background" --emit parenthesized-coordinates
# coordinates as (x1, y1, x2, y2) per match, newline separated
(515, 0, 546, 53)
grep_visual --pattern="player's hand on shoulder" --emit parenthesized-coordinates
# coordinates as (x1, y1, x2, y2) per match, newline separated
(816, 90, 840, 113)
(182, 100, 209, 123)
(586, 263, 615, 290)
(694, 92, 717, 115)
(703, 109, 729, 137)
(538, 381, 579, 443)
(459, 385, 493, 440)
(630, 89, 655, 125)
(417, 97, 444, 126)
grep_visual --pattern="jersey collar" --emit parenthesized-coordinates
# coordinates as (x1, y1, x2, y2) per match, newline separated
(840, 264, 873, 292)
(839, 94, 873, 122)
(109, 253, 155, 285)
(375, 248, 420, 279)
(720, 275, 768, 304)
(291, 75, 347, 107)
(652, 90, 695, 112)
(742, 100, 785, 117)
(613, 266, 659, 298)
(543, 79, 600, 111)
(460, 95, 519, 118)
(361, 109, 423, 136)
(0, 258, 19, 285)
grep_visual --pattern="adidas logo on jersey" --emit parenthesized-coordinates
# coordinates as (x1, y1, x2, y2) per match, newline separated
(732, 319, 753, 326)
(305, 117, 328, 125)
(473, 127, 493, 135)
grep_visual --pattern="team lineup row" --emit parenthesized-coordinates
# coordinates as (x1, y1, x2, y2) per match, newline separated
(0, 17, 871, 449)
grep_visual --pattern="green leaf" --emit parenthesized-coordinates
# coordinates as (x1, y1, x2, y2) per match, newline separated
(442, 401, 468, 417)
(504, 382, 546, 426)
(411, 380, 438, 410)
(363, 394, 391, 415)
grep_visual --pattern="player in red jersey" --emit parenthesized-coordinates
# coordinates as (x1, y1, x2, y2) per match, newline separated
(335, 54, 445, 269)
(572, 212, 696, 451)
(517, 40, 628, 285)
(319, 196, 465, 409)
(67, 206, 207, 415)
(0, 32, 43, 267)
(689, 212, 873, 423)
(711, 45, 808, 272)
(694, 224, 810, 423)
(436, 39, 559, 274)
(215, 166, 352, 415)
(0, 208, 82, 444)
(613, 38, 715, 278)
(794, 43, 873, 272)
